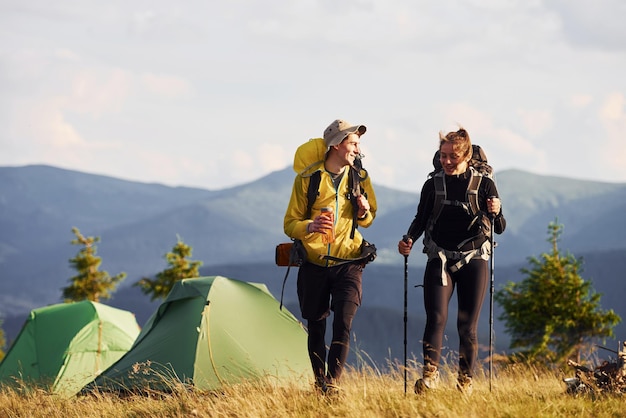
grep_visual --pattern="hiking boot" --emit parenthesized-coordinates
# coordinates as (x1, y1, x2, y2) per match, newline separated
(456, 373, 473, 395)
(315, 376, 329, 394)
(324, 382, 342, 397)
(315, 376, 342, 397)
(414, 364, 439, 394)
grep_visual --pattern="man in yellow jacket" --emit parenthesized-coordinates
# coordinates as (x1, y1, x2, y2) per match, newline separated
(284, 119, 377, 394)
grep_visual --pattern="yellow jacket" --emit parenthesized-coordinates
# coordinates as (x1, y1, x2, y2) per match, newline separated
(283, 138, 377, 267)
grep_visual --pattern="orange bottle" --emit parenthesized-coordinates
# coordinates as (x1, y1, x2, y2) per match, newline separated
(320, 207, 335, 244)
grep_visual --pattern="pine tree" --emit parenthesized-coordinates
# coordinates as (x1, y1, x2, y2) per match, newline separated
(62, 227, 126, 303)
(135, 236, 203, 301)
(494, 220, 621, 366)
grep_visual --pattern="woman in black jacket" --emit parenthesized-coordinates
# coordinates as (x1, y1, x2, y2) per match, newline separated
(398, 127, 506, 395)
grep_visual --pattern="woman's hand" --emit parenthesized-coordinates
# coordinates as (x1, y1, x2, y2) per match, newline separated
(398, 237, 413, 256)
(486, 197, 501, 216)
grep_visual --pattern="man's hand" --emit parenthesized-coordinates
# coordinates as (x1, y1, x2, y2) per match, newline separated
(356, 195, 370, 218)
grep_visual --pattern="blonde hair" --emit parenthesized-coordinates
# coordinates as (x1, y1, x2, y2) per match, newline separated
(438, 127, 472, 161)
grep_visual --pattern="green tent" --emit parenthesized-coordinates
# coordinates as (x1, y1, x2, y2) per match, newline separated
(86, 276, 311, 393)
(0, 301, 140, 397)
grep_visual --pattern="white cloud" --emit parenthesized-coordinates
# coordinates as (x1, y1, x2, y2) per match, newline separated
(599, 93, 626, 172)
(140, 73, 191, 98)
(66, 68, 132, 116)
(547, 0, 626, 50)
(600, 92, 624, 121)
(18, 99, 84, 148)
(257, 143, 291, 174)
(517, 108, 553, 137)
(568, 94, 593, 109)
(129, 10, 157, 35)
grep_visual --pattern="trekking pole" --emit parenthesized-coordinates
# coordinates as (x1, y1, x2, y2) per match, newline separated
(402, 235, 410, 395)
(488, 212, 496, 392)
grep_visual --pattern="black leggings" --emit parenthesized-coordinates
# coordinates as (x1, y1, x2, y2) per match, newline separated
(422, 258, 488, 377)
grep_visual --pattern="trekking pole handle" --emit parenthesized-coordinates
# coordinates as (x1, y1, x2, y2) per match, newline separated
(487, 196, 498, 219)
(401, 235, 411, 259)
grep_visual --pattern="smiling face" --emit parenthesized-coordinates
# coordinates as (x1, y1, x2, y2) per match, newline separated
(439, 141, 469, 175)
(334, 133, 362, 167)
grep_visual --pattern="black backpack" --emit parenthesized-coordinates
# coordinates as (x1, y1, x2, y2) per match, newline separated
(427, 144, 494, 244)
(420, 144, 494, 285)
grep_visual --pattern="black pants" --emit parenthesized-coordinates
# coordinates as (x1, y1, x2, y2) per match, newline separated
(297, 262, 362, 382)
(422, 258, 488, 377)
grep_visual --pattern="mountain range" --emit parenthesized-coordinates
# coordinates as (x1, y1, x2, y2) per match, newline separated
(1, 164, 625, 367)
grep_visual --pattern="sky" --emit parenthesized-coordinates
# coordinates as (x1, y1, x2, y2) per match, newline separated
(1, 0, 626, 193)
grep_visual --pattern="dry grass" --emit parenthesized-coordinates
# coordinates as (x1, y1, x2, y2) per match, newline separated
(1, 361, 624, 418)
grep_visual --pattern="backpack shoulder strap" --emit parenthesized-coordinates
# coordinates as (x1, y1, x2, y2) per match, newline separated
(430, 171, 446, 226)
(305, 170, 321, 220)
(422, 171, 446, 243)
(463, 167, 492, 243)
(346, 163, 368, 239)
(466, 167, 483, 217)
(347, 167, 359, 239)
